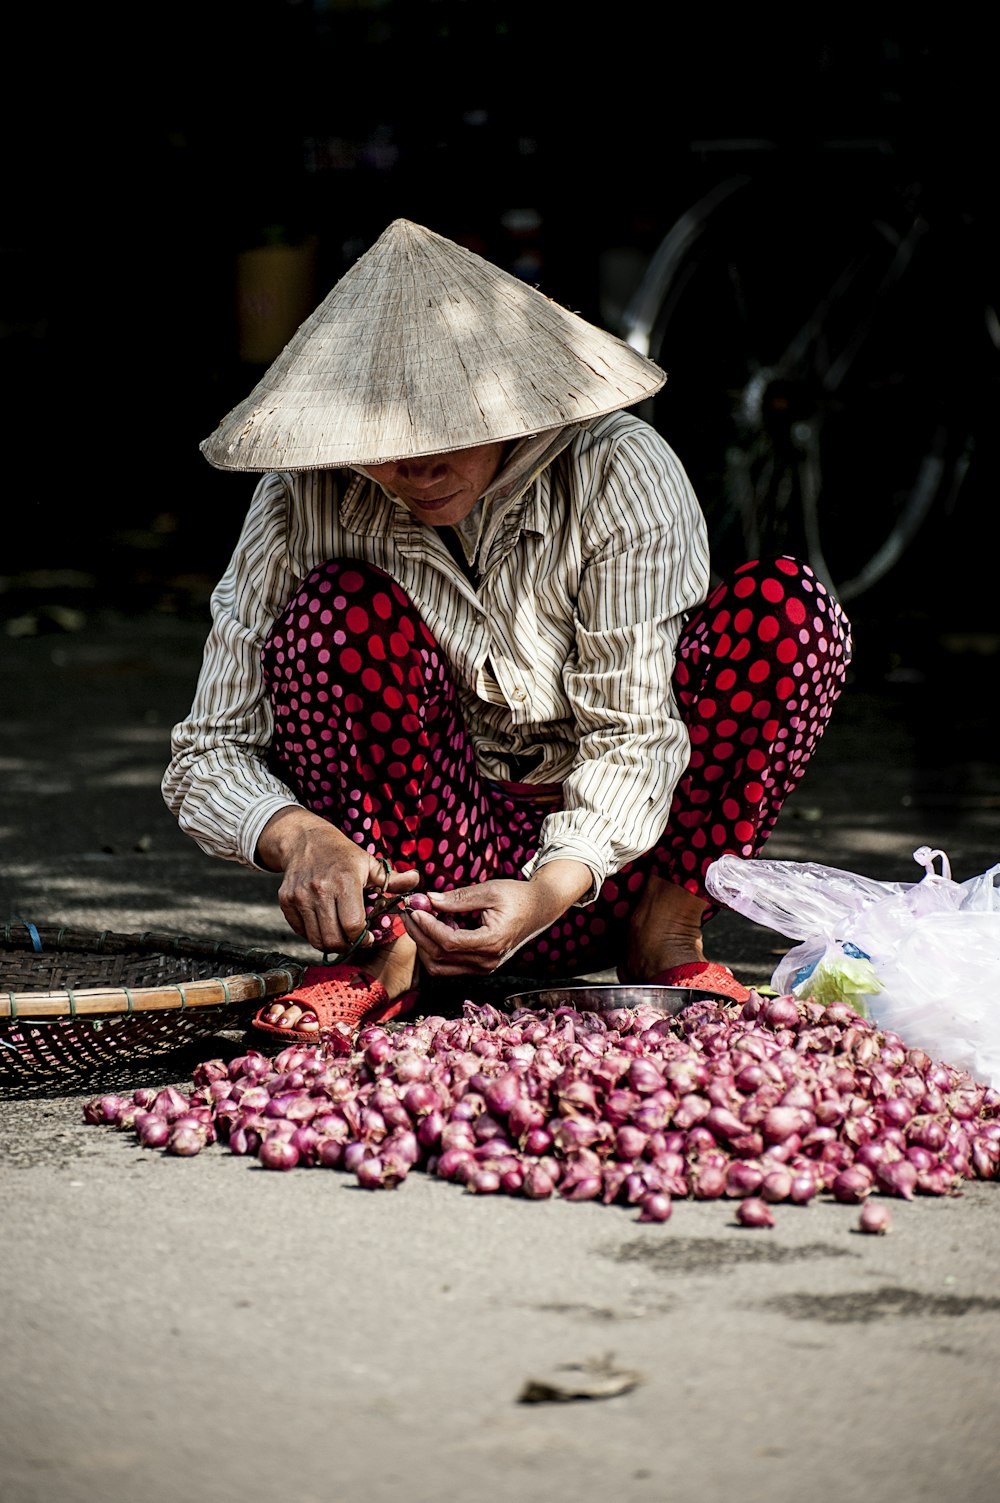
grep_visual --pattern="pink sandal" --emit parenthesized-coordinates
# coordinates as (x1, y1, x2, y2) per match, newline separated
(650, 961, 751, 1004)
(252, 963, 419, 1042)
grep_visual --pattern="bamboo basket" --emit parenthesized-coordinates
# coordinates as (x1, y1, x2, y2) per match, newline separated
(0, 923, 304, 1087)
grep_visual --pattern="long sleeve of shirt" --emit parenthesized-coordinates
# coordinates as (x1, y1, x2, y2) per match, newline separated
(162, 411, 711, 892)
(161, 479, 311, 868)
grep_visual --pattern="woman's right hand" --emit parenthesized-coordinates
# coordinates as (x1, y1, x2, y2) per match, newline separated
(255, 807, 418, 953)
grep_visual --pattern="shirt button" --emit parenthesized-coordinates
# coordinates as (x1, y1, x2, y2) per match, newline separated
(511, 687, 527, 702)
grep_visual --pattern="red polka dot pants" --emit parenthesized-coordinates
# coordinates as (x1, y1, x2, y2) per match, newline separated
(261, 556, 851, 976)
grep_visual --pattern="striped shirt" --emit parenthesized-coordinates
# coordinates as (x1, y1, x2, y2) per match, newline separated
(162, 410, 711, 898)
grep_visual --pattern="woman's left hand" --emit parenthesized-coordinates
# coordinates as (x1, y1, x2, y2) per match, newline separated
(402, 859, 593, 976)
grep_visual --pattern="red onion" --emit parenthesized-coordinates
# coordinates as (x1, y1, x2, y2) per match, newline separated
(440, 1120, 476, 1153)
(416, 1110, 445, 1148)
(736, 1197, 775, 1228)
(450, 1092, 485, 1122)
(665, 1056, 709, 1092)
(760, 1133, 802, 1164)
(761, 1168, 793, 1203)
(729, 1129, 765, 1160)
(259, 1137, 299, 1171)
(831, 1167, 874, 1203)
(237, 1084, 270, 1113)
(508, 1097, 547, 1139)
(483, 1071, 523, 1116)
(356, 1156, 395, 1189)
(789, 1170, 818, 1204)
(170, 1111, 215, 1145)
(908, 1116, 947, 1153)
(316, 1138, 343, 1168)
(676, 1132, 708, 1165)
(761, 1106, 806, 1143)
(435, 1147, 473, 1181)
(614, 1124, 648, 1160)
(228, 1125, 261, 1157)
(875, 1160, 918, 1200)
(638, 1192, 672, 1222)
(762, 998, 799, 1030)
(79, 990, 1000, 1229)
(289, 1126, 320, 1164)
(167, 1124, 206, 1156)
(522, 1163, 557, 1199)
(560, 1173, 603, 1201)
(735, 1062, 767, 1093)
(466, 1167, 502, 1194)
(137, 1115, 171, 1150)
(473, 1112, 509, 1144)
(972, 1139, 1000, 1178)
(880, 1097, 914, 1128)
(691, 1165, 727, 1199)
(192, 1058, 228, 1087)
(705, 1105, 750, 1142)
(392, 1050, 429, 1085)
(520, 1126, 554, 1157)
(917, 1163, 961, 1196)
(628, 1058, 665, 1095)
(340, 1141, 369, 1175)
(854, 1140, 895, 1171)
(673, 1094, 711, 1130)
(726, 1161, 763, 1198)
(858, 1201, 893, 1234)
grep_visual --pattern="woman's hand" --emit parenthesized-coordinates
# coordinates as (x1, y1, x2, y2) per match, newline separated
(255, 807, 418, 953)
(402, 859, 593, 976)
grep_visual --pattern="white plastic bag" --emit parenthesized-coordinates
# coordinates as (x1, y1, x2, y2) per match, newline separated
(705, 846, 1000, 1087)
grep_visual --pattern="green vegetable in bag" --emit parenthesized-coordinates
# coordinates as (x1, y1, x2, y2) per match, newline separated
(792, 949, 882, 1017)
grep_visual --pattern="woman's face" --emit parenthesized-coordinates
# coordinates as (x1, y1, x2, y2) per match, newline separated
(364, 441, 507, 526)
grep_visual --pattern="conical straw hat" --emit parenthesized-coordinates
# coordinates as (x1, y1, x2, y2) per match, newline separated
(200, 218, 666, 471)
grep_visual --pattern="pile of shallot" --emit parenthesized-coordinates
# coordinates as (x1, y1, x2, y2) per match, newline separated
(83, 993, 1000, 1228)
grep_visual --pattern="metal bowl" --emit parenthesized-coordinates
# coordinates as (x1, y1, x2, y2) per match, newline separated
(502, 983, 724, 1016)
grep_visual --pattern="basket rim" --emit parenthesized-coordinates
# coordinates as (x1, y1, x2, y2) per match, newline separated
(0, 923, 305, 1020)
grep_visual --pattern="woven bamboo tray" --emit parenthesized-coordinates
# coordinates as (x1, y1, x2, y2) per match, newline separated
(0, 924, 304, 1086)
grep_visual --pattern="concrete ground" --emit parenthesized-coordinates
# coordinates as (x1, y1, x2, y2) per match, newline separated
(2, 604, 1000, 1503)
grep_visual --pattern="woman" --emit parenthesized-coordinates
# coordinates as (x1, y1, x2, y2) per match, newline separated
(163, 219, 852, 1040)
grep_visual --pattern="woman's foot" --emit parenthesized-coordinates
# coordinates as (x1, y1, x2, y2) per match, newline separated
(262, 933, 419, 1033)
(619, 872, 708, 983)
(620, 873, 751, 1002)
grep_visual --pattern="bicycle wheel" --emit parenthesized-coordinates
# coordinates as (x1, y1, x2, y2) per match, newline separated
(621, 168, 978, 604)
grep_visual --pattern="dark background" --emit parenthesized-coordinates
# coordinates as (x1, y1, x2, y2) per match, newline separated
(4, 5, 997, 682)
